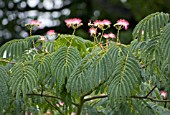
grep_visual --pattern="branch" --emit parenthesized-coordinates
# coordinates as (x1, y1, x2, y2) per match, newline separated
(84, 94, 107, 103)
(27, 93, 61, 99)
(45, 98, 64, 115)
(145, 85, 157, 98)
(26, 93, 79, 107)
(0, 59, 16, 64)
(131, 96, 170, 102)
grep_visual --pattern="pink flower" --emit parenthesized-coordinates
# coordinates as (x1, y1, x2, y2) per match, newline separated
(108, 33, 116, 38)
(71, 112, 76, 115)
(160, 90, 167, 99)
(30, 20, 41, 26)
(56, 102, 64, 107)
(59, 102, 64, 106)
(39, 36, 47, 41)
(89, 28, 97, 36)
(47, 30, 55, 36)
(46, 30, 56, 41)
(93, 19, 111, 29)
(103, 34, 109, 38)
(102, 19, 111, 25)
(115, 19, 129, 30)
(65, 18, 82, 29)
(94, 20, 111, 26)
(103, 33, 115, 39)
(94, 20, 103, 27)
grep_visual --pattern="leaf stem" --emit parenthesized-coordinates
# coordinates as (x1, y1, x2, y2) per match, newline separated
(69, 29, 76, 46)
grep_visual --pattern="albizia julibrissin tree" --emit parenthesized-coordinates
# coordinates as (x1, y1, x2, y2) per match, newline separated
(0, 12, 170, 115)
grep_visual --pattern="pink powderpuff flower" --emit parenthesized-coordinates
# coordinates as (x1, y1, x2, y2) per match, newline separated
(102, 19, 111, 26)
(93, 19, 111, 30)
(71, 112, 76, 115)
(59, 102, 64, 106)
(46, 30, 56, 41)
(30, 20, 41, 26)
(89, 28, 97, 36)
(94, 20, 103, 27)
(65, 18, 82, 28)
(88, 20, 93, 26)
(103, 33, 115, 39)
(108, 32, 116, 38)
(160, 90, 167, 99)
(47, 30, 55, 36)
(103, 34, 109, 39)
(115, 19, 129, 30)
(39, 36, 47, 41)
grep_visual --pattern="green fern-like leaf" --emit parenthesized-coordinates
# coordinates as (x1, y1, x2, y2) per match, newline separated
(140, 37, 163, 75)
(132, 99, 155, 115)
(160, 23, 170, 77)
(56, 34, 94, 56)
(66, 49, 114, 97)
(33, 54, 52, 84)
(34, 54, 51, 74)
(51, 46, 81, 92)
(108, 53, 141, 102)
(0, 35, 40, 59)
(108, 43, 128, 63)
(9, 62, 38, 98)
(0, 65, 10, 111)
(160, 23, 170, 60)
(46, 41, 55, 53)
(132, 12, 169, 41)
(22, 49, 38, 62)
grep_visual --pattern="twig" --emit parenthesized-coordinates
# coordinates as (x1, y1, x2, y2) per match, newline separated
(84, 95, 107, 102)
(26, 93, 79, 107)
(131, 96, 170, 102)
(0, 59, 16, 64)
(27, 93, 61, 100)
(145, 85, 157, 98)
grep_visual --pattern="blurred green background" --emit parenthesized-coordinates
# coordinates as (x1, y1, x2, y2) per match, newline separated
(0, 0, 170, 45)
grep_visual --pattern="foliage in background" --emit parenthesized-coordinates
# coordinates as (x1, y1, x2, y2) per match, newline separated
(0, 12, 170, 115)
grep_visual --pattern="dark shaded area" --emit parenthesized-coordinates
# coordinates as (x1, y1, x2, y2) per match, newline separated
(0, 0, 170, 45)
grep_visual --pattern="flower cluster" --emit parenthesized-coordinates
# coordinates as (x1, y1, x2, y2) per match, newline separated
(46, 30, 56, 41)
(89, 19, 111, 30)
(103, 33, 116, 39)
(114, 19, 129, 30)
(56, 102, 64, 107)
(160, 90, 167, 100)
(65, 18, 83, 29)
(25, 20, 41, 27)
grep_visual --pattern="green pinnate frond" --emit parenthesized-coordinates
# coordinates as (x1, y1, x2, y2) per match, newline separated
(108, 53, 141, 102)
(108, 43, 128, 63)
(51, 46, 81, 92)
(132, 99, 155, 115)
(67, 49, 114, 97)
(46, 41, 55, 53)
(0, 35, 40, 59)
(160, 23, 170, 60)
(129, 39, 146, 57)
(132, 12, 169, 41)
(0, 65, 10, 111)
(160, 23, 170, 77)
(140, 38, 163, 74)
(56, 34, 94, 56)
(34, 54, 51, 74)
(9, 62, 38, 98)
(22, 49, 38, 62)
(33, 54, 52, 84)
